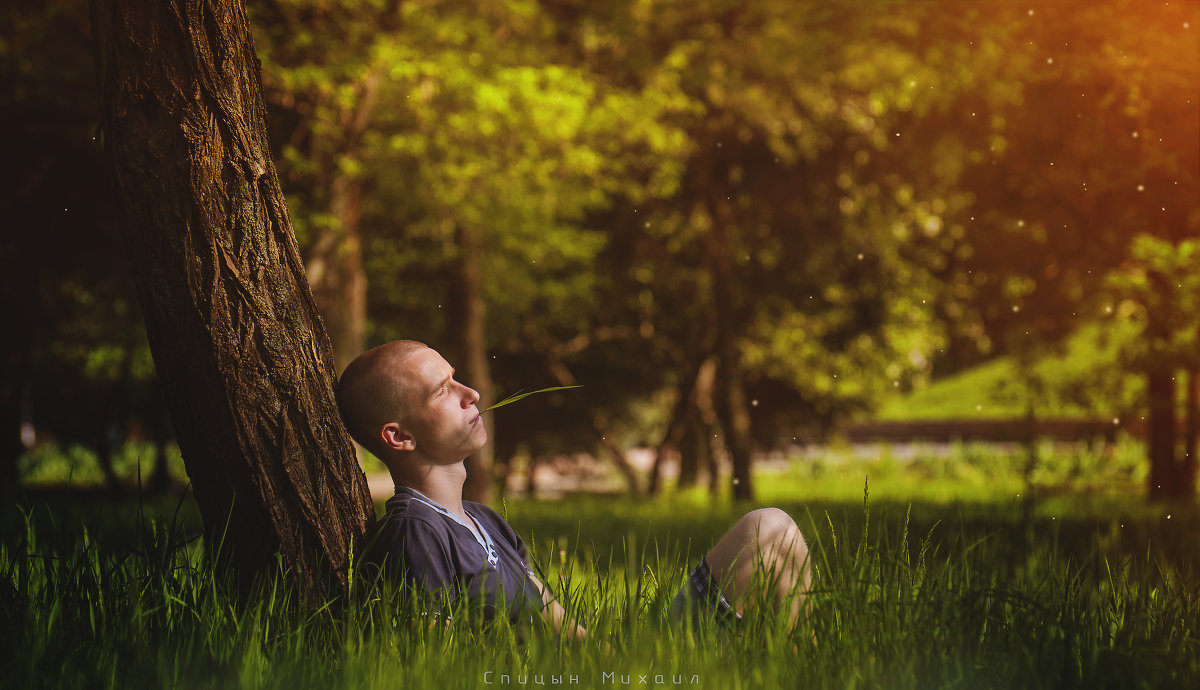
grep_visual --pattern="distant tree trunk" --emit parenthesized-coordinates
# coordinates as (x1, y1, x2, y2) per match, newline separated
(95, 433, 122, 492)
(713, 352, 755, 502)
(525, 451, 538, 496)
(147, 380, 174, 493)
(1184, 368, 1198, 493)
(702, 156, 754, 501)
(305, 172, 367, 374)
(453, 224, 495, 504)
(92, 0, 374, 593)
(707, 235, 754, 501)
(493, 446, 513, 499)
(97, 357, 133, 492)
(539, 348, 639, 496)
(648, 356, 707, 495)
(1146, 370, 1179, 501)
(647, 430, 678, 495)
(677, 411, 706, 488)
(594, 412, 640, 496)
(0, 230, 38, 497)
(0, 374, 25, 497)
(705, 421, 721, 497)
(675, 356, 719, 491)
(695, 359, 722, 495)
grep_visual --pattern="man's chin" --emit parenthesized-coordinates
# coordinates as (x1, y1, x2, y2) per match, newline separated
(468, 428, 488, 450)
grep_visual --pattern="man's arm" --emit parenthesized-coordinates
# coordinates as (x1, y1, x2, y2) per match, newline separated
(527, 571, 587, 643)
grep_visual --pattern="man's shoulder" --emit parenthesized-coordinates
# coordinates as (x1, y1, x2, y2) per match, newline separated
(374, 495, 452, 538)
(364, 498, 454, 568)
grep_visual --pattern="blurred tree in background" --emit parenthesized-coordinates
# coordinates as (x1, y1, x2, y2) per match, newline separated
(1107, 236, 1200, 499)
(0, 1, 172, 496)
(921, 0, 1200, 499)
(254, 0, 690, 500)
(1, 0, 1196, 504)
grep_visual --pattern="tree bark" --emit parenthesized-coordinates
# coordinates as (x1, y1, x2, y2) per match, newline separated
(453, 224, 496, 504)
(91, 0, 374, 593)
(1146, 370, 1178, 501)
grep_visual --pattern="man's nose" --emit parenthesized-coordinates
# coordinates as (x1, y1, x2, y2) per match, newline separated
(461, 384, 480, 406)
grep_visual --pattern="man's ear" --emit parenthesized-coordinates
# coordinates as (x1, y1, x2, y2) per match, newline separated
(380, 422, 415, 452)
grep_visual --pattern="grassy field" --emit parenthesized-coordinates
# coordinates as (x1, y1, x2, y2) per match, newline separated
(2, 443, 1197, 689)
(874, 323, 1144, 421)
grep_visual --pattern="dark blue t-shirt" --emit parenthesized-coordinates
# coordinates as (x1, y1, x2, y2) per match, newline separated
(364, 488, 545, 622)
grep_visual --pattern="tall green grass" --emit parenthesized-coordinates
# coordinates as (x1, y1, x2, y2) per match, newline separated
(3, 483, 1196, 689)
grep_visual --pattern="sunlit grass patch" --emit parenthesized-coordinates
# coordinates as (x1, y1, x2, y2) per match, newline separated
(2, 465, 1198, 689)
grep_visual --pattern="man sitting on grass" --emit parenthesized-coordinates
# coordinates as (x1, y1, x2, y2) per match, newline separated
(336, 340, 812, 640)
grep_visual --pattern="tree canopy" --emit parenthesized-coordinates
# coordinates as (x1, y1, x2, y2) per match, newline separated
(2, 0, 1197, 504)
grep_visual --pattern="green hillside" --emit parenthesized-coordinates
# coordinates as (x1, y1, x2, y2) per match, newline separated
(877, 323, 1144, 421)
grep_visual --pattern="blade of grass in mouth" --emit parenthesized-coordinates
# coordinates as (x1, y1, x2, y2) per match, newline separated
(484, 385, 582, 411)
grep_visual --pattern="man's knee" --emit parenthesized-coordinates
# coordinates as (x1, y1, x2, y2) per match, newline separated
(741, 508, 805, 553)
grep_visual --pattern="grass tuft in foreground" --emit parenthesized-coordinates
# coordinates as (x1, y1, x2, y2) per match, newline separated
(1, 489, 1197, 689)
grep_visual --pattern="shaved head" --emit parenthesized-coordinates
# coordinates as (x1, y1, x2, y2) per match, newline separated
(336, 340, 429, 457)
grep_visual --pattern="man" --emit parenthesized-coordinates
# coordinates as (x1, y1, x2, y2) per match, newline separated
(336, 340, 812, 640)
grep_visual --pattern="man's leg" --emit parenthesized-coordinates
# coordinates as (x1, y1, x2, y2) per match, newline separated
(703, 508, 812, 631)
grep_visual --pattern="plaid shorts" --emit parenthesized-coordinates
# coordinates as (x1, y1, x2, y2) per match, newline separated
(669, 557, 743, 628)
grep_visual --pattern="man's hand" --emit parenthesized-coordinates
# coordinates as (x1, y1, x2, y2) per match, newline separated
(527, 572, 588, 644)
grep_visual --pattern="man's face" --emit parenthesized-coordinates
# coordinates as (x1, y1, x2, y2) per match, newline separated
(394, 347, 487, 464)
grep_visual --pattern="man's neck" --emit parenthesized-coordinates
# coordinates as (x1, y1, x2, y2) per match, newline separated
(392, 462, 469, 520)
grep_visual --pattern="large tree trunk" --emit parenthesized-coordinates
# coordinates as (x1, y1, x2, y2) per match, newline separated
(91, 0, 374, 593)
(1146, 370, 1179, 501)
(305, 172, 368, 374)
(453, 224, 496, 503)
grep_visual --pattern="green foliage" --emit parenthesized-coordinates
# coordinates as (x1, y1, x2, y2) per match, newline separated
(1105, 235, 1200, 372)
(755, 435, 1148, 507)
(921, 0, 1200, 356)
(878, 323, 1144, 420)
(255, 0, 692, 341)
(8, 0, 1198, 501)
(18, 441, 189, 488)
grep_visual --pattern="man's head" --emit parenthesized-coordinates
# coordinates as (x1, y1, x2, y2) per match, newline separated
(336, 340, 487, 467)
